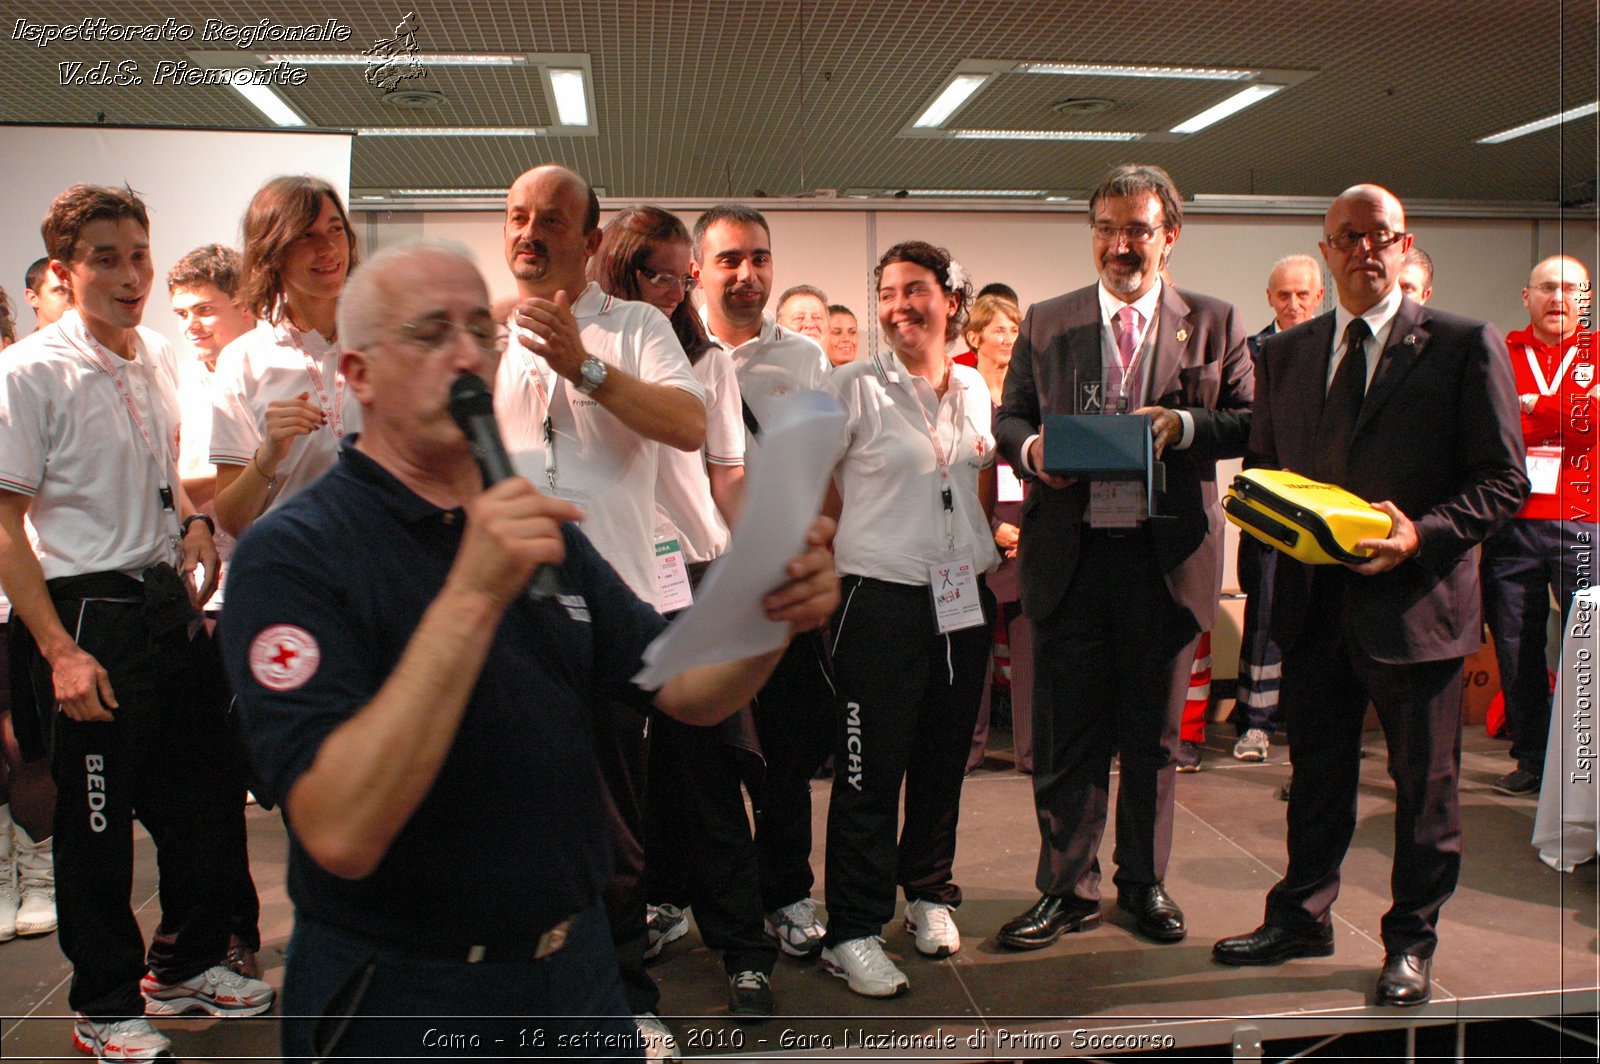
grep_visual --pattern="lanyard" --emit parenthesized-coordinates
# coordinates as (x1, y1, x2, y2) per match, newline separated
(278, 323, 346, 438)
(1524, 344, 1577, 397)
(61, 318, 178, 518)
(506, 290, 613, 493)
(880, 353, 964, 553)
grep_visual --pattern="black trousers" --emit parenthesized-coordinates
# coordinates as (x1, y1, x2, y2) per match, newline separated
(822, 576, 992, 945)
(23, 584, 241, 1019)
(643, 714, 776, 975)
(747, 629, 835, 912)
(590, 696, 656, 1015)
(1029, 531, 1201, 901)
(1265, 570, 1464, 958)
(1480, 518, 1589, 776)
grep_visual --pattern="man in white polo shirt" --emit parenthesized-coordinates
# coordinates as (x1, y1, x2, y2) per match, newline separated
(690, 204, 836, 960)
(0, 184, 272, 1063)
(496, 164, 705, 1058)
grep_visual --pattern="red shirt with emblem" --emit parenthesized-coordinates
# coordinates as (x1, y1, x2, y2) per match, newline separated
(1504, 325, 1597, 522)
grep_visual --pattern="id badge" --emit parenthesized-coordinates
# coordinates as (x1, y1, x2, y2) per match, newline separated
(654, 537, 694, 613)
(1087, 480, 1147, 528)
(928, 555, 985, 634)
(1526, 445, 1562, 495)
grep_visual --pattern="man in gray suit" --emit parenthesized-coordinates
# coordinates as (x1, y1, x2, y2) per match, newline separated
(994, 164, 1252, 949)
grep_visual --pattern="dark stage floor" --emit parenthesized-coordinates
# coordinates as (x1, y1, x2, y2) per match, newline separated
(1, 729, 1595, 1061)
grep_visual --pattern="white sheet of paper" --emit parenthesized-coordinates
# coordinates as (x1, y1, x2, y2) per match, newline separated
(633, 390, 848, 687)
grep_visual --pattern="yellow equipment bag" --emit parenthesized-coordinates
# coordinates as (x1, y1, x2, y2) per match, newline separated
(1223, 468, 1390, 565)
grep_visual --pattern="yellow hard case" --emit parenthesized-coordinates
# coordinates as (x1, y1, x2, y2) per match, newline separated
(1223, 468, 1390, 565)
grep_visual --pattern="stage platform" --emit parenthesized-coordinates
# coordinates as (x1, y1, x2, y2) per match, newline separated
(1, 730, 1594, 1061)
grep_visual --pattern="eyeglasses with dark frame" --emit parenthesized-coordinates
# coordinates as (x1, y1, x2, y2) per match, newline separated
(636, 268, 699, 292)
(394, 313, 506, 355)
(1090, 222, 1166, 244)
(1323, 229, 1408, 252)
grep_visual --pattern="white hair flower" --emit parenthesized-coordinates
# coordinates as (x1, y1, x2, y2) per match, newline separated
(945, 259, 971, 293)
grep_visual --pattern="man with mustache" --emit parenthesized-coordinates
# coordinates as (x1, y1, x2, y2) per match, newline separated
(1214, 185, 1526, 1007)
(995, 164, 1252, 951)
(495, 165, 706, 1058)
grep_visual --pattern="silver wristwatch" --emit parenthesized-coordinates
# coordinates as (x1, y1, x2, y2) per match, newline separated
(576, 354, 608, 395)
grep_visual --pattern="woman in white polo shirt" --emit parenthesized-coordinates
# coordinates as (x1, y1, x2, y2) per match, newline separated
(211, 177, 361, 537)
(820, 241, 997, 999)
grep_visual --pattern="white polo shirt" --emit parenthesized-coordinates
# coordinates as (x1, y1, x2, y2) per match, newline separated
(496, 282, 705, 607)
(828, 354, 999, 585)
(0, 310, 184, 580)
(654, 345, 744, 565)
(210, 319, 361, 511)
(706, 317, 829, 470)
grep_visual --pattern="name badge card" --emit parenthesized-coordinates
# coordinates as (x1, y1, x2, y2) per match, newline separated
(928, 555, 985, 634)
(654, 537, 693, 613)
(1526, 445, 1562, 495)
(1088, 480, 1147, 528)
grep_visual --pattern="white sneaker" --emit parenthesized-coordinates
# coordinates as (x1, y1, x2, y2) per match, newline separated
(14, 823, 57, 936)
(643, 902, 689, 960)
(1232, 728, 1271, 762)
(821, 935, 909, 998)
(72, 1015, 173, 1061)
(141, 965, 274, 1017)
(903, 900, 960, 958)
(0, 804, 17, 941)
(763, 897, 824, 957)
(635, 1013, 681, 1062)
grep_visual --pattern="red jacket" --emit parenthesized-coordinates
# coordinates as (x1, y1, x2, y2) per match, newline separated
(1504, 326, 1596, 521)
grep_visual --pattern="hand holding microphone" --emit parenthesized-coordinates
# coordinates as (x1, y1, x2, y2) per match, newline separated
(449, 374, 574, 600)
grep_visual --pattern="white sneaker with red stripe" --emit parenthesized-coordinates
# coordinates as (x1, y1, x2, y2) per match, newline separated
(141, 965, 274, 1017)
(72, 1015, 173, 1060)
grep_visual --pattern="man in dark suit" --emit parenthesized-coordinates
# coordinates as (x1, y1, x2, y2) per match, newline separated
(1212, 185, 1528, 1007)
(994, 164, 1252, 949)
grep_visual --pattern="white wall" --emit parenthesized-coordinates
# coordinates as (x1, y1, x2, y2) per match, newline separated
(1, 125, 353, 355)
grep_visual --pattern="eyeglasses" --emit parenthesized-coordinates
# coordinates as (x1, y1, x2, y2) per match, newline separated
(1530, 281, 1586, 297)
(1090, 222, 1165, 244)
(1323, 229, 1407, 251)
(394, 314, 505, 355)
(637, 268, 698, 292)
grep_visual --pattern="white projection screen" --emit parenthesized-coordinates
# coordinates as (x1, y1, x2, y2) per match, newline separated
(0, 124, 352, 353)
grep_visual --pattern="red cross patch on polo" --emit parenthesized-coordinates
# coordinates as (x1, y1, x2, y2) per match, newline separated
(248, 625, 321, 692)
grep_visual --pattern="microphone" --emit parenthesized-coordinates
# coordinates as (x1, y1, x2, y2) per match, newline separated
(448, 373, 560, 600)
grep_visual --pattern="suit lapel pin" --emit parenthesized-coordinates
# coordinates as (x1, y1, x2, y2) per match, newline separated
(1175, 328, 1189, 343)
(1403, 334, 1417, 346)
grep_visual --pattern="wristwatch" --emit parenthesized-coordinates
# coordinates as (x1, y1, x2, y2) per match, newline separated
(575, 354, 608, 395)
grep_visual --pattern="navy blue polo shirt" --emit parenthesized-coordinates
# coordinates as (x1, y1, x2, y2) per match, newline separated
(219, 442, 666, 951)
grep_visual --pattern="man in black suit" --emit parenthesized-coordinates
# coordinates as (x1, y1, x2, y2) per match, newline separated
(1213, 185, 1528, 1007)
(994, 164, 1252, 948)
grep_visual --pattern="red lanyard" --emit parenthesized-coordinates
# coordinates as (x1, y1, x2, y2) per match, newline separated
(61, 317, 176, 513)
(279, 323, 346, 438)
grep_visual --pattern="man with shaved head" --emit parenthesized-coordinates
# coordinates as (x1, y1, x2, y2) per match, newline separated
(497, 164, 706, 1056)
(1479, 255, 1595, 797)
(1214, 185, 1527, 1007)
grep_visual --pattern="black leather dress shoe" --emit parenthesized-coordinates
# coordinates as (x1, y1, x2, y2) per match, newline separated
(1117, 883, 1186, 942)
(1375, 953, 1431, 1006)
(995, 894, 1101, 950)
(1212, 923, 1335, 966)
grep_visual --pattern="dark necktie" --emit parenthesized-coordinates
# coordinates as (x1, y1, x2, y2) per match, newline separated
(1312, 318, 1372, 485)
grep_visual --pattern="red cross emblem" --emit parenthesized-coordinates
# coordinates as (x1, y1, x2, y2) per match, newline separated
(249, 625, 321, 692)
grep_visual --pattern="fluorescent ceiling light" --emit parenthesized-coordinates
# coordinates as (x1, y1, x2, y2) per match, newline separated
(1016, 62, 1256, 81)
(1170, 84, 1283, 134)
(949, 128, 1142, 141)
(394, 188, 510, 196)
(1477, 101, 1599, 144)
(267, 52, 527, 66)
(232, 79, 305, 126)
(905, 189, 1047, 197)
(914, 73, 991, 128)
(359, 126, 546, 136)
(548, 68, 589, 125)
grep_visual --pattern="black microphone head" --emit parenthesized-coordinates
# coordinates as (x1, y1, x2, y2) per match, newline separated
(449, 373, 495, 432)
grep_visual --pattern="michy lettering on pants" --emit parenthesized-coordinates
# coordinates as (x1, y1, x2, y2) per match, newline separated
(845, 702, 864, 791)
